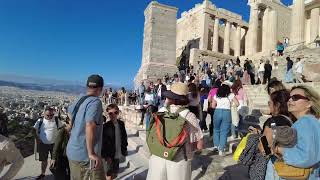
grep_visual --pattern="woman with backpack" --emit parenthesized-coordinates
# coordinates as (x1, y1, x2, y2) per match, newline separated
(102, 104, 128, 180)
(146, 82, 203, 180)
(211, 83, 239, 156)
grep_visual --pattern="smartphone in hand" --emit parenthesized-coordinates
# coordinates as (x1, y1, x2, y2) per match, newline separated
(260, 136, 271, 156)
(89, 159, 96, 170)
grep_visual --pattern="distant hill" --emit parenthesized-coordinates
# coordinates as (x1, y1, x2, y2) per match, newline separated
(0, 73, 131, 94)
(0, 80, 86, 94)
(0, 74, 131, 93)
(0, 74, 82, 85)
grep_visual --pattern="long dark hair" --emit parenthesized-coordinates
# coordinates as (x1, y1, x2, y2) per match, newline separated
(231, 79, 242, 95)
(188, 83, 198, 98)
(217, 84, 231, 98)
(270, 90, 291, 118)
(212, 79, 222, 88)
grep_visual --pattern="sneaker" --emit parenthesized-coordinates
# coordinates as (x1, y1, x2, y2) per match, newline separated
(211, 146, 218, 152)
(219, 151, 225, 156)
(36, 174, 45, 180)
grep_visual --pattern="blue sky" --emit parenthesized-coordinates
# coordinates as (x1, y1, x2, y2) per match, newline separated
(0, 0, 292, 87)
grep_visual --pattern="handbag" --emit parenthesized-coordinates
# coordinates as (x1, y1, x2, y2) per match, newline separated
(203, 99, 209, 112)
(274, 160, 312, 180)
(229, 99, 239, 127)
(233, 133, 251, 161)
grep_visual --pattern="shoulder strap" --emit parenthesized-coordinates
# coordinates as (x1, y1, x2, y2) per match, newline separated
(166, 106, 187, 117)
(176, 107, 187, 115)
(153, 114, 187, 148)
(55, 117, 59, 129)
(71, 95, 91, 129)
(227, 96, 233, 108)
(38, 118, 44, 133)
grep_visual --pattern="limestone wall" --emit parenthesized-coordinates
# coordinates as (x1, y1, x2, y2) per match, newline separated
(305, 14, 320, 44)
(176, 1, 248, 58)
(176, 5, 203, 57)
(135, 1, 178, 87)
(273, 4, 291, 45)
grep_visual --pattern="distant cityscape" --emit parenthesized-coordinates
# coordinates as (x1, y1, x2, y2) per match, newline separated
(0, 86, 76, 156)
(0, 86, 75, 123)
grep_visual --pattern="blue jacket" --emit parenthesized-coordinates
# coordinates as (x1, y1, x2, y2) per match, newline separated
(265, 115, 320, 180)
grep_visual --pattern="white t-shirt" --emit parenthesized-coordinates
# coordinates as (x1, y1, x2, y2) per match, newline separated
(33, 118, 63, 144)
(258, 63, 265, 72)
(294, 61, 304, 74)
(145, 93, 155, 102)
(214, 93, 235, 110)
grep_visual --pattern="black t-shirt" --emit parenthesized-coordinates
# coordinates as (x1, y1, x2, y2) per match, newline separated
(262, 115, 292, 133)
(264, 64, 273, 76)
(287, 60, 293, 71)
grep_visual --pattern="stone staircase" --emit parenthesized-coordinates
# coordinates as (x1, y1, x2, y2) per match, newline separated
(243, 81, 320, 115)
(243, 85, 269, 114)
(249, 47, 320, 82)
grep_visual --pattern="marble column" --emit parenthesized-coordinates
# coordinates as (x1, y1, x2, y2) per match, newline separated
(290, 0, 305, 45)
(248, 4, 259, 55)
(262, 8, 270, 52)
(269, 9, 278, 51)
(223, 21, 231, 55)
(200, 12, 210, 50)
(310, 8, 320, 43)
(212, 17, 220, 52)
(235, 25, 241, 57)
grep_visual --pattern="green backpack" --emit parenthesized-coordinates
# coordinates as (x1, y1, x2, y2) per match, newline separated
(147, 108, 188, 161)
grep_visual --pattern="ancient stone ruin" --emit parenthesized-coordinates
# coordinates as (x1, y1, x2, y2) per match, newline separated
(135, 0, 320, 86)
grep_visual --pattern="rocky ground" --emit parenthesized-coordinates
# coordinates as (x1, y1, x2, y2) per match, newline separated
(7, 118, 37, 157)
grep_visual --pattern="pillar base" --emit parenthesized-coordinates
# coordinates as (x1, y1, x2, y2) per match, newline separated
(134, 63, 178, 87)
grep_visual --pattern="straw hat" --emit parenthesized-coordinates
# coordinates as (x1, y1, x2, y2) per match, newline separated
(162, 82, 188, 101)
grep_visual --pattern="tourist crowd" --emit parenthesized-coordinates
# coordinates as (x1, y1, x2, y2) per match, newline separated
(1, 65, 319, 180)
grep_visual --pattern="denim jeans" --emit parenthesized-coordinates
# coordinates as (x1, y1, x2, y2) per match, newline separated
(145, 111, 151, 130)
(213, 109, 231, 151)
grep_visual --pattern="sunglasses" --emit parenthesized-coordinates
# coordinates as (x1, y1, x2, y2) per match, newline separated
(290, 94, 309, 101)
(46, 114, 54, 117)
(108, 111, 119, 115)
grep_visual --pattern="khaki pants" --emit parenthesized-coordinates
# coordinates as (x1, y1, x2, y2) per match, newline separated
(69, 160, 106, 180)
(295, 72, 304, 83)
(146, 155, 191, 180)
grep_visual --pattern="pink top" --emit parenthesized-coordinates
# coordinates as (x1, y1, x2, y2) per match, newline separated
(208, 88, 218, 99)
(235, 88, 246, 101)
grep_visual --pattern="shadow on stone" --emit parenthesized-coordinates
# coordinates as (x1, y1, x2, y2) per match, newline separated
(118, 168, 148, 180)
(191, 152, 214, 180)
(15, 174, 54, 180)
(128, 145, 143, 155)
